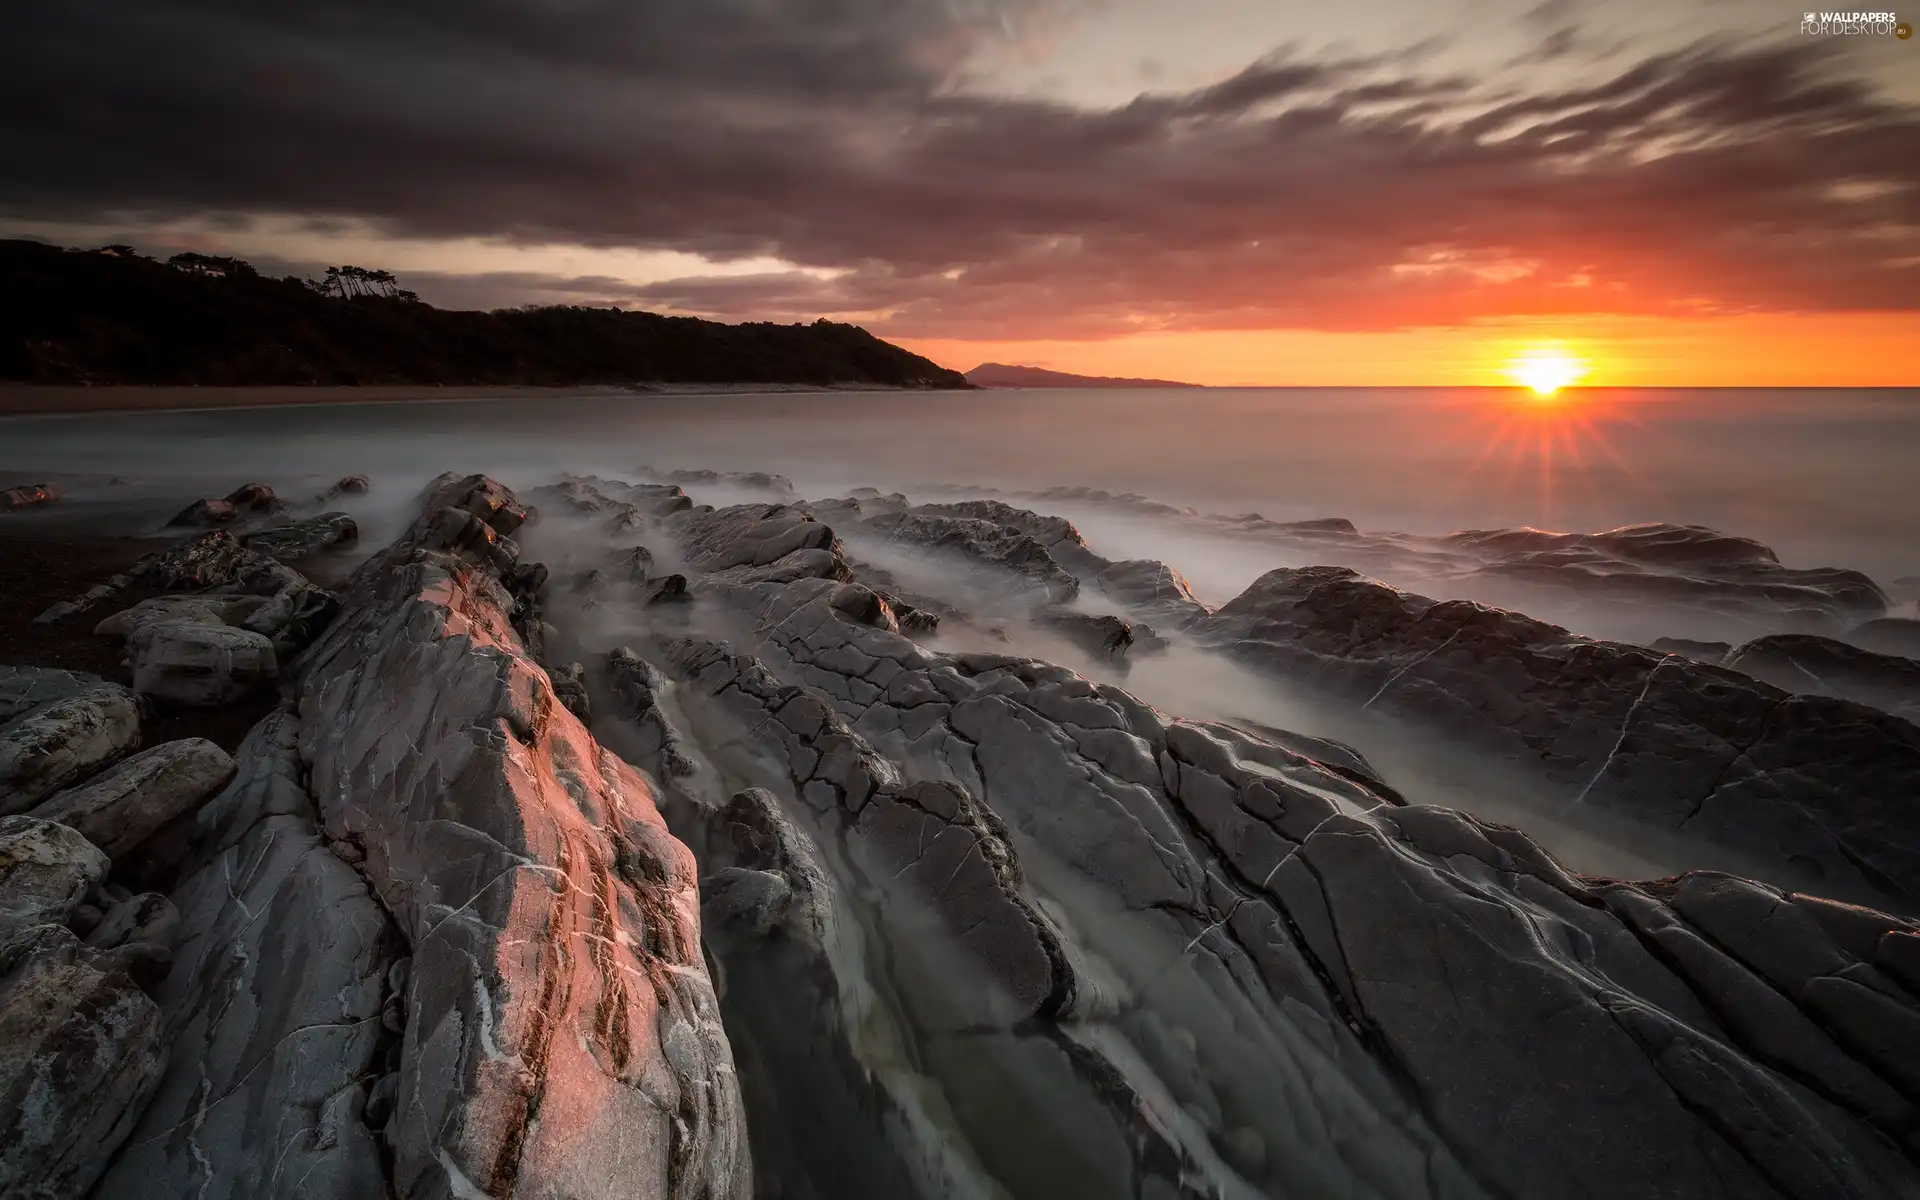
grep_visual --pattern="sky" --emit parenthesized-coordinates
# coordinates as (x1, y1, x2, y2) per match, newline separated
(2, 0, 1916, 385)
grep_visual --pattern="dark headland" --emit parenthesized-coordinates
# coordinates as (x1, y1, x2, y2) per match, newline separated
(0, 239, 967, 392)
(965, 361, 1203, 388)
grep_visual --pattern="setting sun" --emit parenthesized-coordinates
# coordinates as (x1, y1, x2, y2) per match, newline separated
(1508, 349, 1588, 398)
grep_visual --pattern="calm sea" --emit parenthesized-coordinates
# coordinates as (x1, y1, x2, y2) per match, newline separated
(3, 386, 1915, 584)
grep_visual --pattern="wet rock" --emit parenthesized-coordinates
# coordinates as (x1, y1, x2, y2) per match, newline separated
(129, 620, 277, 706)
(294, 474, 750, 1198)
(39, 531, 307, 625)
(1094, 559, 1211, 630)
(1198, 566, 1920, 910)
(608, 646, 699, 778)
(241, 511, 358, 561)
(1724, 633, 1920, 722)
(550, 660, 593, 724)
(1034, 608, 1137, 661)
(0, 666, 110, 724)
(238, 579, 340, 656)
(671, 502, 848, 577)
(646, 466, 795, 496)
(0, 815, 108, 939)
(644, 572, 691, 605)
(94, 709, 397, 1199)
(165, 497, 238, 528)
(856, 509, 1080, 604)
(224, 482, 278, 510)
(0, 684, 142, 814)
(0, 925, 166, 1199)
(30, 737, 235, 860)
(330, 474, 371, 497)
(609, 544, 655, 580)
(1, 482, 59, 511)
(95, 593, 272, 640)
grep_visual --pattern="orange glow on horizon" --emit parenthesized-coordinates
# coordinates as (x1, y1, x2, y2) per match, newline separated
(895, 311, 1920, 388)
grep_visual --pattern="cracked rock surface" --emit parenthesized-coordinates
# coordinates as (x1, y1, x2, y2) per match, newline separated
(513, 481, 1920, 1199)
(1195, 565, 1920, 910)
(295, 473, 750, 1199)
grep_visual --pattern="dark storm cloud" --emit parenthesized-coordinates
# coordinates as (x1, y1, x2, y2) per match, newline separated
(2, 1, 1915, 336)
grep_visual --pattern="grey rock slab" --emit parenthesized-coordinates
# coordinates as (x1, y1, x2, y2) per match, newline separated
(30, 737, 235, 860)
(0, 685, 142, 815)
(95, 780, 393, 1200)
(1296, 817, 1894, 1199)
(0, 924, 166, 1200)
(128, 620, 277, 707)
(0, 815, 109, 940)
(0, 666, 111, 725)
(93, 594, 271, 640)
(1197, 566, 1920, 910)
(1724, 633, 1920, 722)
(240, 511, 358, 561)
(296, 473, 750, 1199)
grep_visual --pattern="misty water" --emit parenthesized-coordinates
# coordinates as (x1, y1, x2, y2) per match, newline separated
(5, 384, 1916, 891)
(7, 385, 1917, 575)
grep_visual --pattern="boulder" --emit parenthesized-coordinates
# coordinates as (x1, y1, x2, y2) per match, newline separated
(854, 510, 1080, 604)
(36, 531, 305, 626)
(164, 497, 238, 528)
(94, 593, 271, 640)
(1, 482, 59, 511)
(1724, 633, 1920, 722)
(0, 925, 166, 1199)
(224, 483, 278, 510)
(0, 684, 142, 814)
(0, 666, 110, 724)
(31, 738, 235, 860)
(0, 815, 109, 940)
(238, 580, 340, 656)
(129, 621, 277, 706)
(241, 512, 358, 562)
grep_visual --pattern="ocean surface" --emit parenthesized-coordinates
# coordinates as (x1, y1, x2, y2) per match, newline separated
(5, 385, 1915, 586)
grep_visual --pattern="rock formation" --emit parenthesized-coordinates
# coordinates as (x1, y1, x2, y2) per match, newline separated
(6, 469, 1917, 1200)
(1196, 565, 1920, 910)
(1, 482, 59, 511)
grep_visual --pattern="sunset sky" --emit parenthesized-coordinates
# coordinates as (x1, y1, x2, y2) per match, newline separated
(2, 1, 1916, 385)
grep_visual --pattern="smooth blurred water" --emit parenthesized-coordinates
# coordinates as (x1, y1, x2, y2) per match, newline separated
(3, 386, 1915, 581)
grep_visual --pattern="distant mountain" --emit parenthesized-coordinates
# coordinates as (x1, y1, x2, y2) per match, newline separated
(965, 362, 1202, 389)
(0, 239, 967, 389)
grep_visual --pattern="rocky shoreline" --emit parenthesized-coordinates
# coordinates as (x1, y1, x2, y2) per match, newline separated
(3, 471, 1918, 1198)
